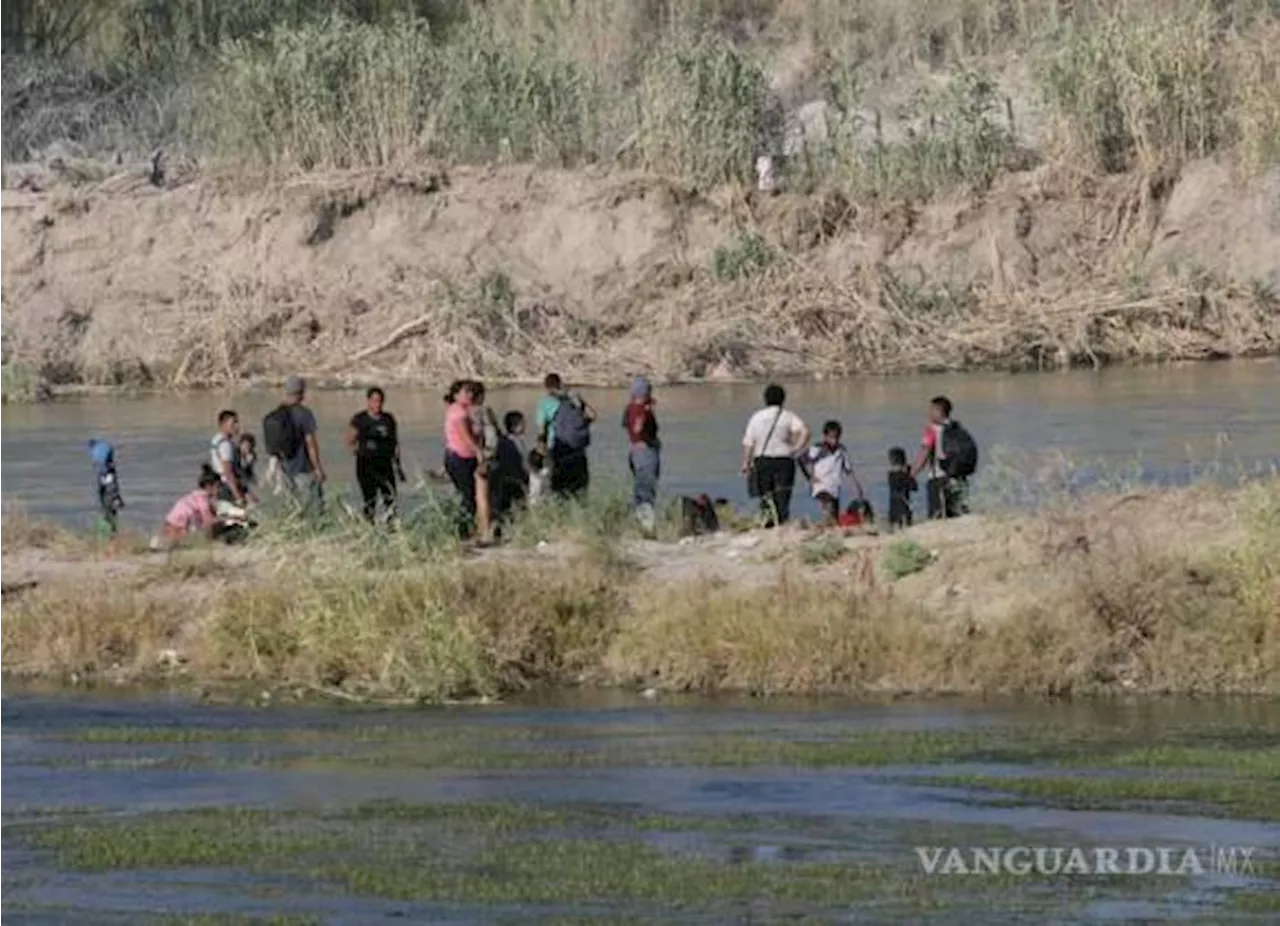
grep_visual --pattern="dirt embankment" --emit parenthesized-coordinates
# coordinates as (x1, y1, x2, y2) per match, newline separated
(2, 159, 1279, 393)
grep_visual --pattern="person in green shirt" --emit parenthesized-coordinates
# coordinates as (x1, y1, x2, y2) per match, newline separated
(534, 373, 567, 446)
(534, 372, 597, 497)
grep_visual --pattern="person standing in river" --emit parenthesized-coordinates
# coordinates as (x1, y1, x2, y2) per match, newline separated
(210, 409, 255, 507)
(469, 381, 502, 543)
(443, 380, 483, 537)
(740, 384, 810, 527)
(262, 375, 325, 515)
(623, 376, 660, 531)
(911, 394, 978, 519)
(347, 387, 404, 524)
(536, 373, 597, 498)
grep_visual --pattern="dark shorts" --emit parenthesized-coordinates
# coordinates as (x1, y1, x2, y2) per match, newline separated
(550, 445, 589, 497)
(445, 452, 479, 516)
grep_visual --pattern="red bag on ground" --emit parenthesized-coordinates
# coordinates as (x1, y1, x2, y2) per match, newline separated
(837, 509, 863, 528)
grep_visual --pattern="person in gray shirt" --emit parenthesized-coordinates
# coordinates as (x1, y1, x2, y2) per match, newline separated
(266, 375, 326, 514)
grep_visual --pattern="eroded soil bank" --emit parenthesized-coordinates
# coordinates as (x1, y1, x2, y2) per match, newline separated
(3, 158, 1279, 397)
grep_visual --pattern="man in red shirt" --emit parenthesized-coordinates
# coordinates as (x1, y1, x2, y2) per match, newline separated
(623, 376, 660, 529)
(912, 395, 967, 519)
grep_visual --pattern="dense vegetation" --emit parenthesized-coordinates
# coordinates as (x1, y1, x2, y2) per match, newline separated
(4, 0, 1279, 192)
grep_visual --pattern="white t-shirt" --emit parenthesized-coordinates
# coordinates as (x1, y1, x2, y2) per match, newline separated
(807, 444, 854, 497)
(742, 407, 806, 459)
(210, 433, 237, 483)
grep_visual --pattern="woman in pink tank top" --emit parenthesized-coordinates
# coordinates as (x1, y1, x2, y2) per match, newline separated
(443, 381, 483, 536)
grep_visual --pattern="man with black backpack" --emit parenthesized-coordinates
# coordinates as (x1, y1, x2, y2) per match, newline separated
(262, 375, 326, 514)
(912, 395, 978, 519)
(534, 373, 597, 498)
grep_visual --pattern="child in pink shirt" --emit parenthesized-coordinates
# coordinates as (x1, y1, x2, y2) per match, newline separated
(159, 466, 222, 543)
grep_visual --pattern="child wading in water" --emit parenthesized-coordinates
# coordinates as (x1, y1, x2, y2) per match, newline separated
(805, 420, 865, 526)
(887, 446, 917, 530)
(88, 438, 124, 535)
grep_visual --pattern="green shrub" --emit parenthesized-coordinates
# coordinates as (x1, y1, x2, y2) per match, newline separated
(195, 14, 436, 170)
(1035, 9, 1228, 172)
(799, 535, 847, 566)
(711, 231, 775, 281)
(430, 17, 609, 166)
(634, 35, 773, 186)
(883, 539, 933, 579)
(0, 364, 50, 405)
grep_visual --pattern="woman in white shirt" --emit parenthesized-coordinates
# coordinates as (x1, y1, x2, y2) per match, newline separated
(740, 384, 811, 526)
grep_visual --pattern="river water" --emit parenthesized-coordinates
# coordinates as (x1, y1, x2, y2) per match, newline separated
(3, 690, 1277, 923)
(3, 361, 1278, 528)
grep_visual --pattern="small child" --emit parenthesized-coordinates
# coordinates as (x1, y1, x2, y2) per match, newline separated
(88, 438, 124, 534)
(237, 433, 259, 498)
(495, 410, 531, 518)
(527, 441, 550, 506)
(887, 446, 917, 530)
(805, 420, 865, 526)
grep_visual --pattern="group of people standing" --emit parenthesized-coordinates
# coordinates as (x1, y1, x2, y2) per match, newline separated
(441, 373, 662, 540)
(739, 386, 978, 528)
(126, 375, 401, 545)
(91, 373, 974, 545)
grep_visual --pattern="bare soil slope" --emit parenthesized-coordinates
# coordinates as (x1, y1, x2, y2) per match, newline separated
(3, 160, 1278, 390)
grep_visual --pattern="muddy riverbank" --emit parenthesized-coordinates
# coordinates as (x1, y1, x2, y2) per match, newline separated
(4, 160, 1279, 396)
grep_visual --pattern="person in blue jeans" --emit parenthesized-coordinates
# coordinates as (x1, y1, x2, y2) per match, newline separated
(622, 376, 660, 529)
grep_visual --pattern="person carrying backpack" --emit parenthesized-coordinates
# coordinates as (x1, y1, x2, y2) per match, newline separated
(537, 372, 596, 498)
(911, 394, 978, 519)
(88, 438, 124, 535)
(262, 375, 325, 515)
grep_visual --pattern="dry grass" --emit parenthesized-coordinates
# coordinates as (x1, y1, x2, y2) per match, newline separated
(201, 561, 623, 701)
(604, 266, 1280, 383)
(608, 481, 1280, 696)
(6, 1, 1278, 181)
(2, 502, 74, 551)
(0, 584, 185, 679)
(3, 480, 1276, 700)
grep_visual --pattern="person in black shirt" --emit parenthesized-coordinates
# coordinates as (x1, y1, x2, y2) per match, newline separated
(493, 410, 531, 522)
(887, 446, 917, 530)
(346, 386, 404, 523)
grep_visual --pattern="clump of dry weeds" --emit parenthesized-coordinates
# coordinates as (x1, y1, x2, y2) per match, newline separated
(201, 560, 624, 702)
(2, 503, 79, 551)
(0, 584, 185, 679)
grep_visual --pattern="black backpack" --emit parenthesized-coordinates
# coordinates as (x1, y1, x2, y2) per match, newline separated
(941, 420, 978, 478)
(680, 494, 720, 536)
(263, 404, 303, 460)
